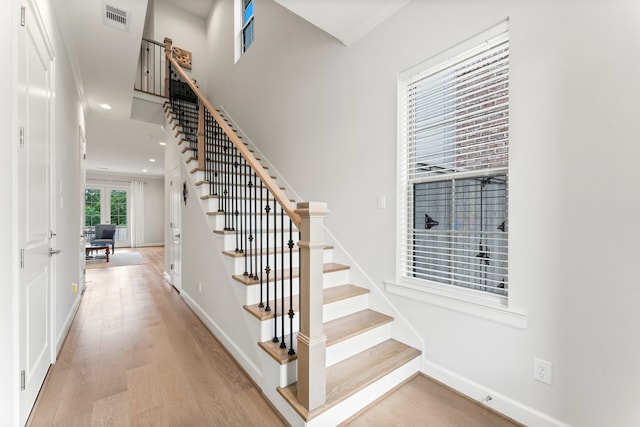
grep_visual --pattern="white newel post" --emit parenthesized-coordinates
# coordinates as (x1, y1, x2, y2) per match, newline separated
(295, 201, 328, 411)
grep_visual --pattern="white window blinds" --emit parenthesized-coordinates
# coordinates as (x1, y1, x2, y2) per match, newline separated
(399, 27, 510, 296)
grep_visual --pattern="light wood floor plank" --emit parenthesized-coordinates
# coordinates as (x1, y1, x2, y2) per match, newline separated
(28, 247, 286, 426)
(342, 374, 523, 427)
(29, 247, 523, 427)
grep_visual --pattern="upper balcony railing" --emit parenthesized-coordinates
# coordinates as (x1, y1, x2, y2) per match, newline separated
(134, 38, 166, 97)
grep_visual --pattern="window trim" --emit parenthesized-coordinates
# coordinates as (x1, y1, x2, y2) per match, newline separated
(394, 20, 525, 327)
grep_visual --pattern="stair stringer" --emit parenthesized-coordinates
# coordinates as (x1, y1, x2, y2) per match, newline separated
(217, 105, 425, 352)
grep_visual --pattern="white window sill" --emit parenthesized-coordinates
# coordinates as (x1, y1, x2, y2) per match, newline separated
(385, 278, 526, 329)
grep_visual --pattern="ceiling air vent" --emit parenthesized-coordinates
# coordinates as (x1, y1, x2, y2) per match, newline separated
(103, 3, 130, 32)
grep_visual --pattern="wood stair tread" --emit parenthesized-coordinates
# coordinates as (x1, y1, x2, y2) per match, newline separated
(232, 263, 349, 286)
(244, 283, 368, 321)
(277, 339, 421, 421)
(324, 309, 393, 347)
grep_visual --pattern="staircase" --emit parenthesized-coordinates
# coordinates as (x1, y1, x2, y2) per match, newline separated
(163, 46, 421, 426)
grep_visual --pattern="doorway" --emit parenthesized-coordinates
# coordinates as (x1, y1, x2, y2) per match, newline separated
(85, 185, 130, 247)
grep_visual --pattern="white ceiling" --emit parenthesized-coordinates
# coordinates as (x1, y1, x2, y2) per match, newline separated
(51, 0, 406, 177)
(272, 0, 410, 46)
(162, 0, 213, 18)
(53, 0, 168, 176)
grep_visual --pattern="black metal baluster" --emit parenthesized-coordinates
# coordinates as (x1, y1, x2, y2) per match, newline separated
(264, 192, 271, 312)
(246, 164, 254, 279)
(288, 223, 295, 355)
(223, 133, 231, 230)
(253, 172, 259, 281)
(272, 196, 279, 344)
(241, 156, 247, 272)
(280, 206, 286, 349)
(234, 147, 240, 251)
(259, 181, 264, 308)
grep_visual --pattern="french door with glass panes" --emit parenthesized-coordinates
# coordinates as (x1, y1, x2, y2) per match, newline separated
(85, 185, 130, 247)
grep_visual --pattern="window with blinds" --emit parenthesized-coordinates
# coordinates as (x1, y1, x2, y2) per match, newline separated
(398, 25, 509, 297)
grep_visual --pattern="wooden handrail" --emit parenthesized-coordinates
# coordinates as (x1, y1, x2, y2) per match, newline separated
(165, 51, 301, 228)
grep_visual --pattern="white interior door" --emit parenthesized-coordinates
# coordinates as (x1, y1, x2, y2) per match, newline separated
(18, 2, 54, 423)
(170, 164, 182, 291)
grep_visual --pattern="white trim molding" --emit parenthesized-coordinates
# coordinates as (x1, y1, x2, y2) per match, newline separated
(422, 359, 571, 427)
(385, 279, 526, 329)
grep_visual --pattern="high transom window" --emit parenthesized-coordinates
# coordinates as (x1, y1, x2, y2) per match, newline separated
(242, 0, 254, 53)
(398, 24, 510, 297)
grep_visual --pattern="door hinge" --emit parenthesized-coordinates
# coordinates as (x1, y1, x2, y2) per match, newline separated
(20, 370, 25, 390)
(20, 249, 24, 269)
(170, 263, 174, 270)
(20, 6, 25, 27)
(19, 126, 25, 147)
(83, 153, 86, 160)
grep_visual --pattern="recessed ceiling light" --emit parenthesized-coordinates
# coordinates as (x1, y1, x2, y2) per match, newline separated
(99, 103, 112, 110)
(142, 169, 148, 173)
(149, 158, 156, 162)
(159, 141, 166, 146)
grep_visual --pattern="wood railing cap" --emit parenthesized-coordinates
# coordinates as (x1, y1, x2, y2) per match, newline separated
(165, 52, 303, 228)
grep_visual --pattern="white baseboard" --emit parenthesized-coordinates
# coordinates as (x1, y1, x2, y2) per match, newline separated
(56, 294, 82, 356)
(139, 243, 164, 247)
(180, 290, 263, 384)
(163, 271, 171, 284)
(422, 360, 571, 427)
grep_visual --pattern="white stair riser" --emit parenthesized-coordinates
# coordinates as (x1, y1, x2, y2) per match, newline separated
(307, 356, 421, 427)
(202, 198, 294, 217)
(323, 269, 350, 288)
(259, 315, 299, 342)
(244, 281, 303, 306)
(198, 187, 280, 202)
(217, 229, 300, 249)
(228, 248, 334, 276)
(326, 323, 392, 368)
(322, 293, 368, 323)
(207, 211, 297, 231)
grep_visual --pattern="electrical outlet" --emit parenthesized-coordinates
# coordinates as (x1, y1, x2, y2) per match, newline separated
(377, 194, 386, 209)
(198, 281, 202, 293)
(72, 283, 77, 293)
(533, 357, 552, 385)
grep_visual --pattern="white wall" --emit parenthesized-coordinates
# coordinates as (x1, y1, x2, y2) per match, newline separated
(203, 0, 640, 426)
(87, 171, 165, 246)
(154, 0, 208, 95)
(0, 0, 85, 423)
(48, 0, 86, 356)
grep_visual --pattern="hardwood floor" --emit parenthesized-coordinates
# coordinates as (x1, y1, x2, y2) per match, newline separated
(28, 247, 286, 427)
(28, 247, 522, 427)
(342, 374, 523, 427)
